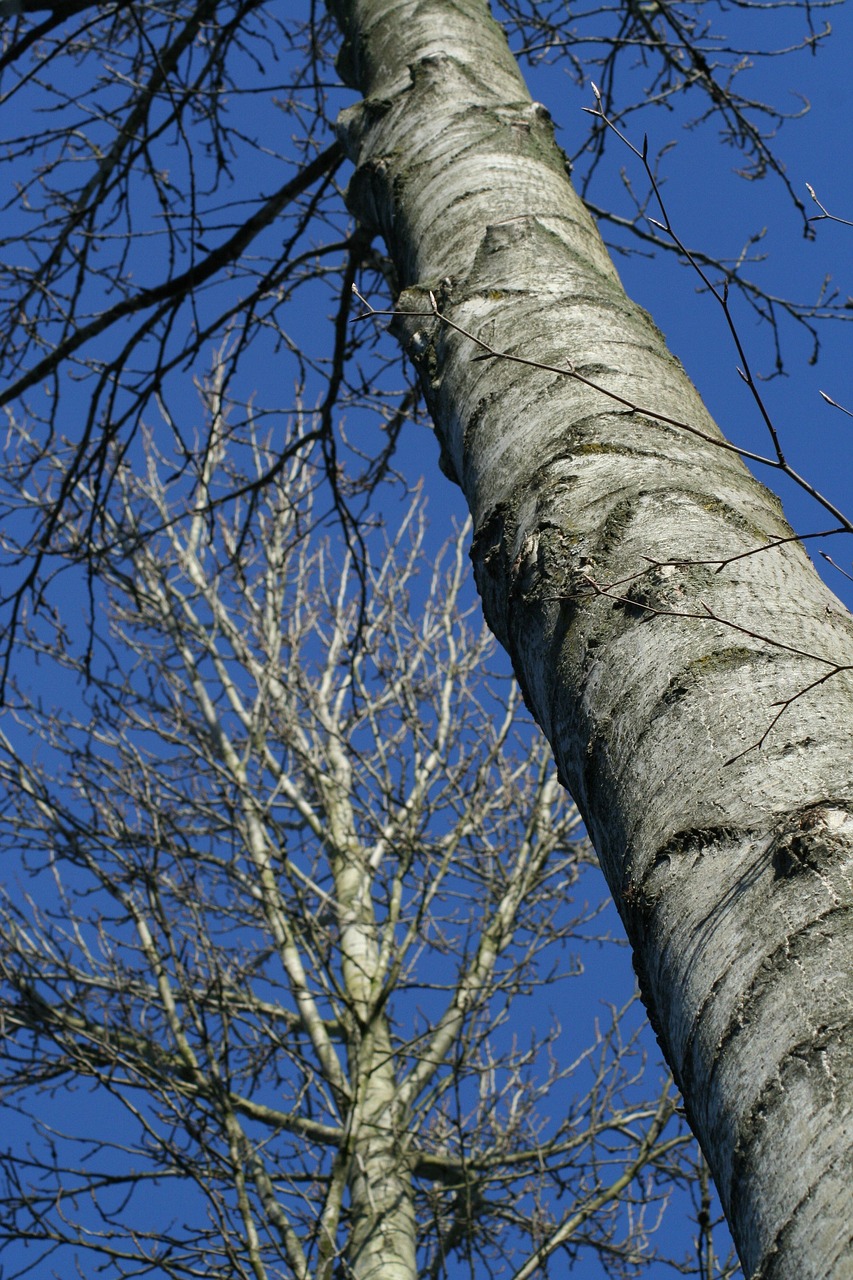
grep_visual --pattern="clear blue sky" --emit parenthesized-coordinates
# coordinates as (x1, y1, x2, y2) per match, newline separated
(0, 1, 850, 1275)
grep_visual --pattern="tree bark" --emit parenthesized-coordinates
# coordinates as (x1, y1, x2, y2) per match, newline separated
(331, 1, 853, 1276)
(319, 739, 417, 1280)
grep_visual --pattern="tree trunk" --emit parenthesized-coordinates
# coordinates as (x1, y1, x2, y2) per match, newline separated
(331, 1, 853, 1275)
(320, 747, 418, 1280)
(346, 1027, 417, 1280)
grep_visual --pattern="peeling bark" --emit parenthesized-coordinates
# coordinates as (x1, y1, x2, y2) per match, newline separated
(332, 1, 853, 1274)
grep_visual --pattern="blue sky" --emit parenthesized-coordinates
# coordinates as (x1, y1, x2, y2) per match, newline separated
(0, 1, 851, 1275)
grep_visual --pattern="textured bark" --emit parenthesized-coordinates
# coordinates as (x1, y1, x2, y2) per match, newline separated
(332, 1, 853, 1275)
(346, 1028, 417, 1280)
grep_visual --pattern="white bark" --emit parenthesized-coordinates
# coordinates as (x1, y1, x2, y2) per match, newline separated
(333, 1, 853, 1275)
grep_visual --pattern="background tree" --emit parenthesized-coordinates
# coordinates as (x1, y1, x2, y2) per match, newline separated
(0, 0, 850, 1275)
(0, 369, 729, 1278)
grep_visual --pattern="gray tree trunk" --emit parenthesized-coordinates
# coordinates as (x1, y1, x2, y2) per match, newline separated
(331, 1, 853, 1275)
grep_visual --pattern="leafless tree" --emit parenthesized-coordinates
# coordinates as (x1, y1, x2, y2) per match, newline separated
(0, 363, 735, 1278)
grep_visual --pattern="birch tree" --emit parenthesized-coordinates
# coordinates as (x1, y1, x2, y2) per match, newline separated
(330, 3, 853, 1277)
